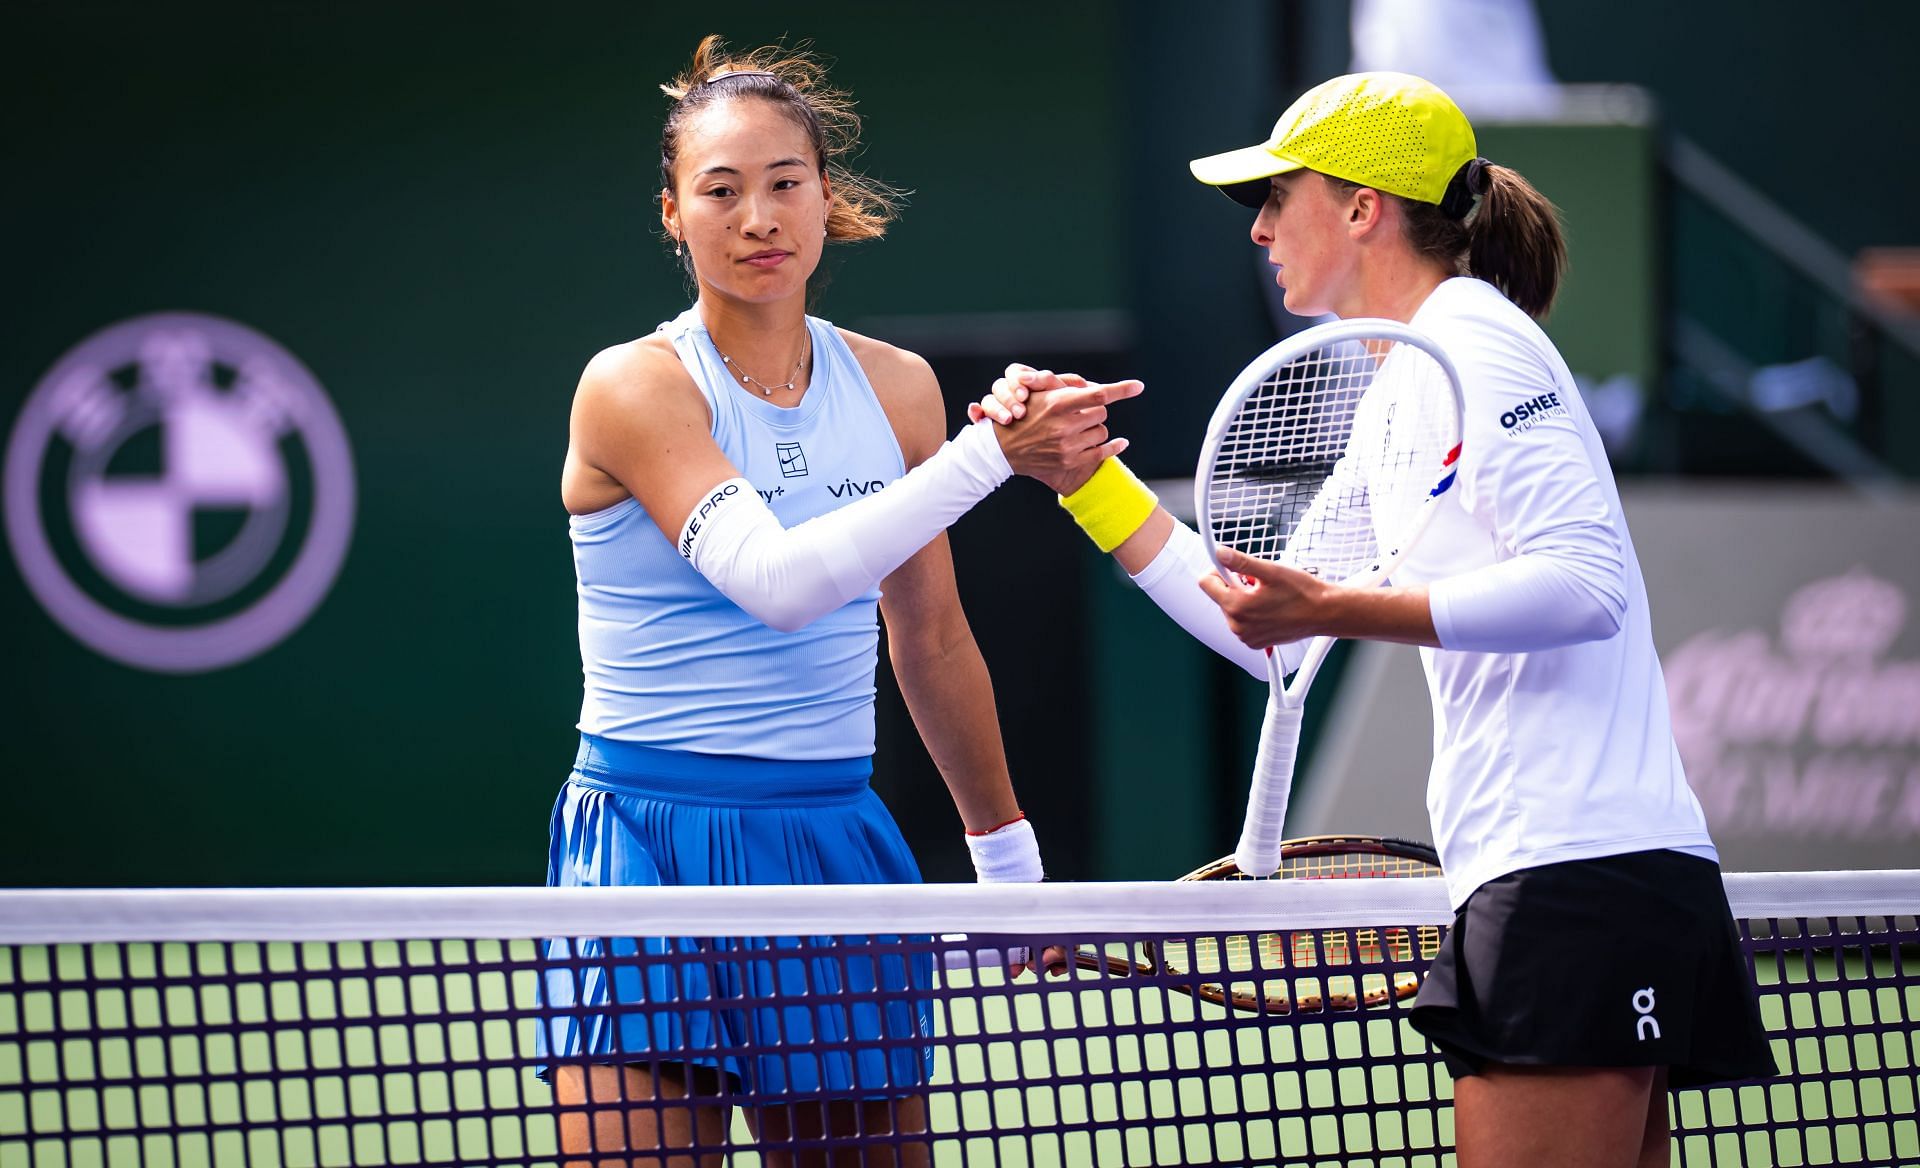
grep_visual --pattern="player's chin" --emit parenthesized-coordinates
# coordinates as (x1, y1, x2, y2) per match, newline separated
(723, 262, 818, 301)
(1280, 286, 1326, 317)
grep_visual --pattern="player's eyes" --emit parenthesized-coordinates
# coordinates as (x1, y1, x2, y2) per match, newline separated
(704, 185, 736, 199)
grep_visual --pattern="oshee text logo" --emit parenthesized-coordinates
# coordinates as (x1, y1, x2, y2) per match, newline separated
(4, 313, 356, 674)
(1498, 391, 1569, 436)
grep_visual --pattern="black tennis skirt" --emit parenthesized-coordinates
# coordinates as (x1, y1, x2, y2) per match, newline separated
(1408, 849, 1778, 1088)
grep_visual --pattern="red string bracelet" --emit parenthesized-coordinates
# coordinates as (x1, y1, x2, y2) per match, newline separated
(965, 811, 1027, 837)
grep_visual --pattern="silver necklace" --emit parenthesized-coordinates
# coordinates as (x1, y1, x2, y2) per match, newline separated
(712, 336, 810, 396)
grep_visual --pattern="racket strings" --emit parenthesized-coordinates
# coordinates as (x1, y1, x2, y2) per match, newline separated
(1205, 340, 1460, 585)
(1360, 346, 1461, 547)
(1159, 845, 1444, 1012)
(1208, 343, 1374, 574)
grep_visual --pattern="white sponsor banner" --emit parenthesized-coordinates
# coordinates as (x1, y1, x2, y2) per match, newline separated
(1296, 484, 1920, 871)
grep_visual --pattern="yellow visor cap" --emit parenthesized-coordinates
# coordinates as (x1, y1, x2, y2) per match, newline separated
(1190, 71, 1477, 207)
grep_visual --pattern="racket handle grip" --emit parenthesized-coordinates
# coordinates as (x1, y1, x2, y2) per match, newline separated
(1235, 695, 1304, 877)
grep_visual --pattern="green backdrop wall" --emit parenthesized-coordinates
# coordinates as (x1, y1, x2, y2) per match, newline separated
(7, 2, 1909, 889)
(1, 2, 1146, 886)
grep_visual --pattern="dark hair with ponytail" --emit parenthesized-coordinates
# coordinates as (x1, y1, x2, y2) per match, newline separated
(1326, 160, 1567, 319)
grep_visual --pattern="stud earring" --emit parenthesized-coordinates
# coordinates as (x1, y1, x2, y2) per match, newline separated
(674, 238, 683, 258)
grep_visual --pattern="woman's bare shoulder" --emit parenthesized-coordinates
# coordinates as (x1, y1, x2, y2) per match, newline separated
(577, 334, 693, 402)
(837, 328, 935, 387)
(836, 328, 946, 464)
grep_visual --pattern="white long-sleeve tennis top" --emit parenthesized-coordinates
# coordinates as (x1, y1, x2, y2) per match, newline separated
(1132, 277, 1717, 907)
(1399, 277, 1716, 905)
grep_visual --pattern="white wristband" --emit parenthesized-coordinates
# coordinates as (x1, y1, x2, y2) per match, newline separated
(965, 817, 1044, 883)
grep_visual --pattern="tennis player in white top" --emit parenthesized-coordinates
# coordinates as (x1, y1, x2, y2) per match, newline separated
(975, 73, 1774, 1168)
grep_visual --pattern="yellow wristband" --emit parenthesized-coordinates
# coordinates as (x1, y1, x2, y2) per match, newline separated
(1058, 457, 1158, 553)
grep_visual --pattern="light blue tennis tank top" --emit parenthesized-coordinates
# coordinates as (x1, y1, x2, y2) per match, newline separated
(571, 308, 908, 760)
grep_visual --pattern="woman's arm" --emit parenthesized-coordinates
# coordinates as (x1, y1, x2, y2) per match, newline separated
(568, 337, 747, 536)
(879, 534, 1026, 837)
(1198, 546, 1440, 648)
(1423, 324, 1627, 651)
(572, 337, 1132, 633)
(968, 367, 1278, 679)
(853, 334, 1041, 880)
(1121, 511, 1280, 678)
(1198, 324, 1626, 653)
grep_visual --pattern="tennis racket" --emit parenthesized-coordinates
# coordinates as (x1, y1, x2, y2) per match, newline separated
(1058, 834, 1444, 1013)
(1195, 320, 1464, 877)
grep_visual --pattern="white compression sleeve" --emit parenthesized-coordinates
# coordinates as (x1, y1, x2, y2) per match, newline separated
(678, 420, 1011, 633)
(1128, 520, 1303, 679)
(1428, 547, 1626, 652)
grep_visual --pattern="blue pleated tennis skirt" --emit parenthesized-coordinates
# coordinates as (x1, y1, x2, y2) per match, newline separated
(536, 734, 936, 1097)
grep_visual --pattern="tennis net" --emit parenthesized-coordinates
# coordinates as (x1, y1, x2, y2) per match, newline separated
(1, 872, 1914, 1166)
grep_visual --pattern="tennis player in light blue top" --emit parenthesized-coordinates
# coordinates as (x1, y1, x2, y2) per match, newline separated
(543, 34, 1139, 1167)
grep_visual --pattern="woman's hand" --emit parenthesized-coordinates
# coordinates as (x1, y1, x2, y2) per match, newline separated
(970, 363, 1144, 495)
(1004, 943, 1076, 982)
(968, 363, 1076, 424)
(1197, 546, 1441, 649)
(1195, 546, 1336, 648)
